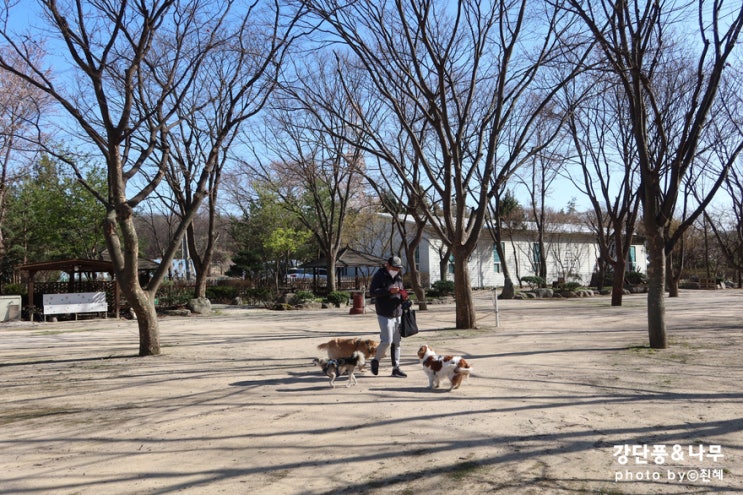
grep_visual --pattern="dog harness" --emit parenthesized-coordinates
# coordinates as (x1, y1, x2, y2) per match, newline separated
(322, 359, 340, 374)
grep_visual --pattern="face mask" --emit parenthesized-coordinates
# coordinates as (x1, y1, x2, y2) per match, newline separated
(388, 269, 399, 278)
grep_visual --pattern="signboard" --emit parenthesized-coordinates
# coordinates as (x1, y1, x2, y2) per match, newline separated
(43, 292, 108, 315)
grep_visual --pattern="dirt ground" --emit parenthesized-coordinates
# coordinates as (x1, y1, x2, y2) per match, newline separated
(1, 289, 741, 495)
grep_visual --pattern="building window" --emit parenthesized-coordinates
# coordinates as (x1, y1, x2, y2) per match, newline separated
(448, 254, 455, 274)
(493, 244, 502, 273)
(628, 246, 637, 271)
(532, 243, 541, 271)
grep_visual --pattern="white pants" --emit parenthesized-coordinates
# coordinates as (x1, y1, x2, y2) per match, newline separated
(375, 314, 401, 367)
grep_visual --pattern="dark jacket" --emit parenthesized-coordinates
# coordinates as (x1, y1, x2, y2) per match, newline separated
(369, 267, 405, 318)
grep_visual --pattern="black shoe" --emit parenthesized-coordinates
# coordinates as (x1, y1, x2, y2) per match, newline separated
(391, 368, 407, 378)
(371, 359, 379, 376)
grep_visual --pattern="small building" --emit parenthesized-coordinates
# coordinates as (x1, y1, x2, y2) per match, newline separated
(368, 214, 648, 289)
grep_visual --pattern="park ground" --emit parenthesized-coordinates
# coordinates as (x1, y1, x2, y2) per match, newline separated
(0, 289, 741, 494)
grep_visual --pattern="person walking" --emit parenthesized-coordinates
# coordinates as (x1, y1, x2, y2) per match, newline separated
(369, 255, 409, 377)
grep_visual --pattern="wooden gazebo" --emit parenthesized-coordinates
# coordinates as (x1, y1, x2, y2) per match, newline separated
(16, 257, 159, 319)
(300, 246, 387, 290)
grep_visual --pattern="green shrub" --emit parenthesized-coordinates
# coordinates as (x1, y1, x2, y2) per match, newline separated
(243, 287, 273, 305)
(326, 291, 349, 307)
(427, 280, 455, 298)
(625, 270, 648, 285)
(563, 281, 582, 291)
(1, 283, 26, 296)
(290, 290, 316, 305)
(157, 287, 192, 307)
(205, 285, 238, 303)
(520, 276, 545, 289)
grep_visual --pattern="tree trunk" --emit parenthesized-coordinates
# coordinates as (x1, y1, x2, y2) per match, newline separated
(453, 253, 476, 329)
(105, 207, 161, 356)
(326, 265, 336, 292)
(496, 238, 515, 299)
(326, 256, 337, 292)
(439, 255, 449, 282)
(188, 225, 213, 299)
(666, 253, 680, 298)
(500, 276, 515, 299)
(538, 236, 548, 285)
(130, 291, 160, 356)
(193, 259, 209, 299)
(405, 244, 427, 309)
(645, 230, 667, 349)
(595, 260, 606, 293)
(510, 238, 522, 288)
(611, 257, 625, 307)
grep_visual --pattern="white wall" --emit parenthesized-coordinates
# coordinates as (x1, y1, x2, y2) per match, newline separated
(366, 213, 648, 288)
(415, 231, 648, 288)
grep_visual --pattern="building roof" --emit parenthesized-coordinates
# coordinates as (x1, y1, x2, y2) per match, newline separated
(17, 257, 159, 274)
(300, 246, 387, 269)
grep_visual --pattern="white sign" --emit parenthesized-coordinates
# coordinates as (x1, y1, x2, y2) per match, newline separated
(43, 292, 108, 315)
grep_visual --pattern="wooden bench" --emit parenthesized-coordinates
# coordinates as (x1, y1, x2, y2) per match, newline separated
(698, 279, 719, 290)
(43, 292, 108, 321)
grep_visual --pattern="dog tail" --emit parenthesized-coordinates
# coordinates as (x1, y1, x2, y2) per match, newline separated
(455, 358, 473, 374)
(353, 350, 366, 367)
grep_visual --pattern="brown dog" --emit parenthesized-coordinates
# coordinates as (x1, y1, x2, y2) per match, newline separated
(317, 338, 379, 371)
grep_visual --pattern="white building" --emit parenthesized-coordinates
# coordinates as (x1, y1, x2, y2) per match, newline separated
(373, 215, 648, 288)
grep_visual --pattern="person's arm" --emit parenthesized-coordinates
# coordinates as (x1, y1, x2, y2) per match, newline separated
(369, 270, 389, 298)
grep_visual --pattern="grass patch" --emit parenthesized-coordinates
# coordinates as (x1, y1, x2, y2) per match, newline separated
(593, 488, 627, 495)
(427, 328, 493, 340)
(266, 469, 290, 483)
(627, 345, 657, 355)
(0, 407, 75, 425)
(666, 353, 688, 364)
(33, 328, 105, 335)
(447, 460, 481, 481)
(657, 375, 677, 387)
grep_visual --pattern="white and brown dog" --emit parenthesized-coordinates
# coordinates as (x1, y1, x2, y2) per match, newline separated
(317, 338, 380, 372)
(313, 351, 366, 388)
(417, 344, 472, 390)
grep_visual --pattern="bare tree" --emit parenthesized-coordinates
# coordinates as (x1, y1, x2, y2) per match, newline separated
(701, 66, 743, 287)
(519, 128, 565, 286)
(706, 177, 743, 287)
(248, 52, 368, 292)
(306, 0, 587, 328)
(343, 205, 392, 257)
(564, 0, 743, 348)
(0, 0, 300, 355)
(155, 1, 301, 299)
(135, 203, 180, 267)
(485, 190, 526, 298)
(282, 51, 435, 305)
(0, 44, 49, 284)
(367, 151, 433, 307)
(564, 75, 641, 305)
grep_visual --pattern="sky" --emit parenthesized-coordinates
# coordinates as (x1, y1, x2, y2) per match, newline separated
(2, 0, 737, 220)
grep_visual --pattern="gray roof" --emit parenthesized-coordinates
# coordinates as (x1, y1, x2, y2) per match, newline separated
(17, 255, 159, 274)
(300, 246, 386, 269)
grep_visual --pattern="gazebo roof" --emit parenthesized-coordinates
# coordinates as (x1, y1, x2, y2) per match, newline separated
(17, 257, 159, 274)
(300, 246, 386, 269)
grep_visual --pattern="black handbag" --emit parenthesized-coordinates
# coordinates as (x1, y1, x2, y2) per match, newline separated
(400, 307, 419, 338)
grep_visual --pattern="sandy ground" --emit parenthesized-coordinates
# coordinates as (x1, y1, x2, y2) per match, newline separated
(1, 289, 741, 495)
